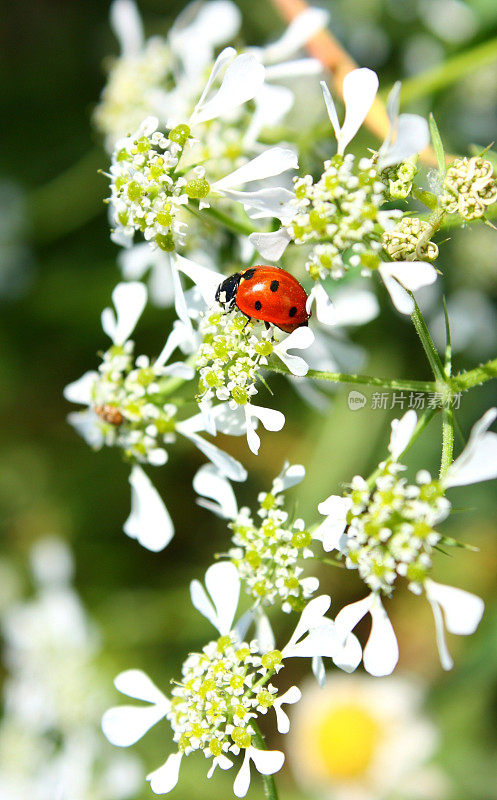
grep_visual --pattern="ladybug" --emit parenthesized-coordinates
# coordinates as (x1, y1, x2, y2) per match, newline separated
(215, 266, 310, 333)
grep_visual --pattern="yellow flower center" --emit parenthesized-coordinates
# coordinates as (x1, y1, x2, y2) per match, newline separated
(316, 702, 382, 779)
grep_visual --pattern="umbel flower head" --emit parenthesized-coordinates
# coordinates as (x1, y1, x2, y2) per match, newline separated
(440, 155, 497, 220)
(176, 255, 315, 454)
(107, 46, 301, 254)
(64, 281, 247, 552)
(315, 408, 497, 675)
(248, 68, 436, 316)
(102, 563, 353, 797)
(194, 463, 320, 620)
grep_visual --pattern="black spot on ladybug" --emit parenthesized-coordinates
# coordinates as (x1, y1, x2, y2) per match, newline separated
(270, 280, 279, 292)
(243, 269, 256, 280)
(255, 300, 262, 311)
(289, 306, 297, 317)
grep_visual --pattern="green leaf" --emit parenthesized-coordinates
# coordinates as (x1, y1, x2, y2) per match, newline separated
(412, 186, 438, 210)
(429, 113, 446, 174)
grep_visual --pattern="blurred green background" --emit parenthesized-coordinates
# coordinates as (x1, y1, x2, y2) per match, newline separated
(1, 1, 497, 798)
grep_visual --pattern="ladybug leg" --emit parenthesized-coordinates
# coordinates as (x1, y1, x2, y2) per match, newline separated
(264, 321, 271, 331)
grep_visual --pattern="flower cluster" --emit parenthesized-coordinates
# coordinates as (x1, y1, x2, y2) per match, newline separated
(316, 409, 497, 675)
(194, 462, 318, 615)
(102, 564, 351, 797)
(196, 307, 273, 408)
(440, 156, 497, 220)
(381, 159, 417, 200)
(337, 461, 448, 595)
(169, 633, 283, 758)
(382, 216, 439, 261)
(109, 118, 207, 252)
(228, 478, 317, 613)
(289, 154, 393, 281)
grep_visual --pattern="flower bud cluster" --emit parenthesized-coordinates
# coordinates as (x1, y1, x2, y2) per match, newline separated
(440, 156, 497, 220)
(229, 485, 316, 613)
(168, 633, 283, 758)
(109, 119, 210, 251)
(92, 343, 177, 465)
(288, 154, 396, 280)
(94, 38, 173, 148)
(381, 160, 417, 200)
(196, 306, 274, 408)
(382, 217, 439, 261)
(341, 461, 450, 595)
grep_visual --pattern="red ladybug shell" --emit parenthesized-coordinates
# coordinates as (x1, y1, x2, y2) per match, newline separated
(235, 266, 310, 333)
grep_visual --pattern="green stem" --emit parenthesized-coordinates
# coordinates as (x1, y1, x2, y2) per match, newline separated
(188, 201, 255, 237)
(251, 722, 280, 800)
(440, 406, 455, 479)
(384, 36, 497, 104)
(410, 300, 446, 384)
(367, 407, 439, 487)
(451, 358, 497, 390)
(265, 360, 437, 392)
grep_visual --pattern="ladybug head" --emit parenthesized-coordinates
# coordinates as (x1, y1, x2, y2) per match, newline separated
(215, 272, 242, 308)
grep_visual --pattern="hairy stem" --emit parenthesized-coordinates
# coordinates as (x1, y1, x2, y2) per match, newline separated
(251, 722, 280, 800)
(410, 301, 446, 384)
(440, 406, 455, 479)
(451, 358, 497, 390)
(265, 360, 437, 392)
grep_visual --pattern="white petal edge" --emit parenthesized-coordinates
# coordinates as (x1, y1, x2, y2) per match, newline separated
(273, 326, 315, 377)
(249, 229, 292, 261)
(191, 53, 265, 125)
(101, 282, 147, 345)
(114, 669, 168, 705)
(63, 371, 98, 405)
(123, 466, 174, 552)
(212, 147, 298, 193)
(147, 752, 183, 795)
(102, 703, 167, 747)
(193, 464, 238, 519)
(389, 409, 418, 460)
(363, 595, 399, 677)
(306, 283, 336, 326)
(444, 408, 497, 487)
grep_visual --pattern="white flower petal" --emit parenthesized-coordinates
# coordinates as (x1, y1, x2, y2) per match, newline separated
(338, 68, 379, 154)
(261, 7, 329, 63)
(283, 619, 338, 659)
(212, 147, 298, 193)
(428, 594, 453, 670)
(320, 80, 341, 143)
(332, 632, 363, 673)
(244, 405, 285, 455)
(114, 669, 168, 704)
(334, 594, 374, 643)
(63, 371, 98, 405)
(233, 749, 252, 798)
(190, 562, 240, 635)
(264, 58, 323, 79)
(67, 409, 104, 449)
(363, 596, 399, 677)
(306, 284, 336, 326)
(285, 594, 331, 648)
(147, 752, 183, 795)
(314, 495, 352, 552)
(110, 0, 144, 57)
(193, 464, 238, 520)
(389, 409, 418, 460)
(190, 47, 236, 120)
(249, 229, 292, 261)
(222, 186, 295, 223)
(123, 466, 174, 552)
(380, 267, 415, 314)
(274, 327, 314, 376)
(273, 462, 305, 493)
(170, 2, 241, 79)
(444, 408, 497, 487)
(387, 261, 438, 293)
(174, 254, 221, 307)
(249, 747, 285, 777)
(191, 52, 265, 125)
(180, 429, 247, 481)
(155, 322, 192, 368)
(425, 579, 484, 636)
(273, 686, 301, 734)
(102, 703, 167, 747)
(332, 287, 379, 326)
(244, 84, 294, 147)
(312, 654, 326, 686)
(101, 282, 147, 344)
(379, 114, 429, 169)
(255, 608, 275, 652)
